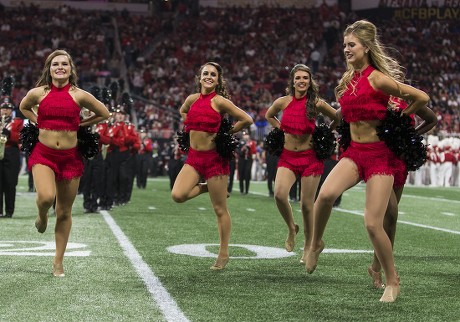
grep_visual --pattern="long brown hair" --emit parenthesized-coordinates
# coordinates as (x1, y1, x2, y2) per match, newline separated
(195, 62, 230, 99)
(286, 64, 319, 119)
(35, 49, 79, 89)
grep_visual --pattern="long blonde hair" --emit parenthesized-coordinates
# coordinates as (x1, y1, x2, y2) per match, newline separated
(335, 20, 405, 99)
(36, 49, 79, 89)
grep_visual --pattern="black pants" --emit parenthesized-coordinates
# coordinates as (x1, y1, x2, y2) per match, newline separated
(227, 159, 235, 193)
(168, 158, 184, 190)
(136, 153, 151, 189)
(238, 157, 253, 194)
(315, 158, 342, 207)
(82, 154, 104, 212)
(99, 151, 114, 210)
(266, 153, 279, 196)
(0, 147, 20, 216)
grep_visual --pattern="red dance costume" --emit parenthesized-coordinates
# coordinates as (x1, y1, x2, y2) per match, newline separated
(278, 96, 324, 176)
(183, 92, 229, 179)
(28, 83, 84, 180)
(339, 65, 398, 182)
(392, 98, 411, 188)
(186, 148, 229, 180)
(184, 92, 222, 133)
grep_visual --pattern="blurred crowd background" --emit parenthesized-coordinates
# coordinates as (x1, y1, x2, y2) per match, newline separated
(0, 0, 459, 187)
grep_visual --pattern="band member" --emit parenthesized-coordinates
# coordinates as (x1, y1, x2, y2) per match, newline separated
(136, 128, 153, 189)
(0, 92, 24, 218)
(125, 119, 140, 203)
(98, 112, 114, 210)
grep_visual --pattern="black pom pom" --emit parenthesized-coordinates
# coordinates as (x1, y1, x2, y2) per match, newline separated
(1, 75, 15, 97)
(214, 118, 239, 160)
(336, 120, 351, 151)
(377, 109, 427, 171)
(264, 128, 285, 156)
(109, 81, 119, 102)
(20, 123, 39, 156)
(121, 92, 134, 115)
(312, 123, 336, 160)
(77, 126, 100, 159)
(102, 87, 112, 106)
(176, 129, 190, 152)
(90, 86, 102, 101)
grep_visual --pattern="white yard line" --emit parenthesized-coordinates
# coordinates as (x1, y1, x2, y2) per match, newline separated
(100, 210, 189, 322)
(335, 208, 460, 235)
(402, 194, 460, 204)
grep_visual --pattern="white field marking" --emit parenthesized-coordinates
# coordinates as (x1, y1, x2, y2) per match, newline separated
(299, 247, 373, 254)
(0, 241, 90, 256)
(168, 244, 295, 259)
(335, 208, 460, 235)
(148, 206, 156, 210)
(198, 207, 206, 211)
(246, 208, 256, 212)
(251, 190, 458, 233)
(403, 194, 460, 204)
(100, 210, 189, 322)
(167, 244, 373, 258)
(441, 212, 455, 216)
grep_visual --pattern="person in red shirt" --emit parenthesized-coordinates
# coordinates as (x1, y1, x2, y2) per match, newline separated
(19, 50, 109, 277)
(171, 62, 253, 270)
(265, 64, 338, 261)
(305, 20, 430, 302)
(368, 96, 437, 290)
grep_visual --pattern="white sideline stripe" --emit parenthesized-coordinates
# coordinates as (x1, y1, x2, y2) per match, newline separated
(335, 208, 460, 235)
(403, 194, 460, 204)
(100, 210, 189, 322)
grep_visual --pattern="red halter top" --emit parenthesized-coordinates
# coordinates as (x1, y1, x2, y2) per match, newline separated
(280, 95, 315, 135)
(184, 92, 222, 133)
(339, 65, 390, 123)
(37, 83, 81, 131)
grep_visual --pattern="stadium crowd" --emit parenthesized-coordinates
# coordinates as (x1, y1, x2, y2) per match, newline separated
(0, 1, 459, 189)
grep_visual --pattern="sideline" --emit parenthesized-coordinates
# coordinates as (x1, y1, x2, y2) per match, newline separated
(100, 210, 189, 322)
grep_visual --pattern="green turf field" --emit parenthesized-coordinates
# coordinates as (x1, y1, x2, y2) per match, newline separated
(1, 175, 459, 322)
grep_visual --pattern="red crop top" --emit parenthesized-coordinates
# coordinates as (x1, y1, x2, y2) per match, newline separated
(280, 96, 315, 135)
(184, 92, 222, 133)
(339, 65, 390, 123)
(37, 83, 81, 131)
